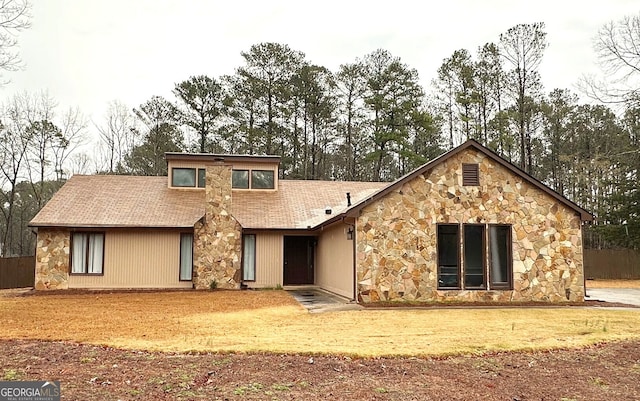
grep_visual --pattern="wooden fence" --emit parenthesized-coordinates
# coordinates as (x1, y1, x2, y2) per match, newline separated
(584, 249, 640, 279)
(0, 256, 35, 289)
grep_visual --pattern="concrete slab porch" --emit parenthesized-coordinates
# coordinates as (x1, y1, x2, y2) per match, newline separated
(287, 287, 363, 313)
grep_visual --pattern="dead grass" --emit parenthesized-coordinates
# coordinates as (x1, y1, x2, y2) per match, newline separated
(1, 290, 640, 357)
(586, 280, 640, 289)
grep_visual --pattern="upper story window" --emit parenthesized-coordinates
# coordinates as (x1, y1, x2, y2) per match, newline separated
(232, 170, 249, 189)
(232, 169, 275, 190)
(172, 168, 205, 188)
(251, 170, 274, 189)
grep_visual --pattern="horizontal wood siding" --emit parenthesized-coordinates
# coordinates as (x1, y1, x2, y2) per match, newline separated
(316, 223, 354, 298)
(69, 231, 192, 289)
(246, 232, 283, 288)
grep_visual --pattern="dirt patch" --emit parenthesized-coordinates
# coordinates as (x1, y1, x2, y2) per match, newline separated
(1, 339, 639, 400)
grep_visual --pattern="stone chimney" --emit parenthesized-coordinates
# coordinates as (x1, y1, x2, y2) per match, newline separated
(193, 164, 242, 289)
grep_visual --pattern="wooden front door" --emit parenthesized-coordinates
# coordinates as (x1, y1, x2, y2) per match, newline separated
(283, 236, 315, 285)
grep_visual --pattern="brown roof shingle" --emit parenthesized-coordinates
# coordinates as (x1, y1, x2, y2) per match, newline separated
(29, 175, 206, 228)
(29, 175, 386, 230)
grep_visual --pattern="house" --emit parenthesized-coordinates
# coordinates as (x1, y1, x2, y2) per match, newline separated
(29, 140, 592, 303)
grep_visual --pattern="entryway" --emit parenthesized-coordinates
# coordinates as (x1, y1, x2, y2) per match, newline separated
(283, 236, 315, 285)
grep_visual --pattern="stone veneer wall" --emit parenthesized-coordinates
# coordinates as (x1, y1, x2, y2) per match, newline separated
(356, 149, 584, 303)
(34, 229, 70, 290)
(193, 164, 242, 289)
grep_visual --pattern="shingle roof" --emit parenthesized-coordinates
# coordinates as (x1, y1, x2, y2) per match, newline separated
(29, 175, 386, 230)
(29, 175, 206, 228)
(232, 180, 387, 229)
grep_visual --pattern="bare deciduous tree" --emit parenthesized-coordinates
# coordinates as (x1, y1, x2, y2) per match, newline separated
(95, 100, 134, 173)
(580, 13, 640, 106)
(0, 0, 31, 80)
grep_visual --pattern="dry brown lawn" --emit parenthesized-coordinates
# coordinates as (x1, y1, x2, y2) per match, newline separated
(586, 279, 640, 288)
(2, 290, 640, 357)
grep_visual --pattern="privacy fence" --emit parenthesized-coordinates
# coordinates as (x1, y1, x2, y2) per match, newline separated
(584, 249, 640, 279)
(0, 256, 35, 289)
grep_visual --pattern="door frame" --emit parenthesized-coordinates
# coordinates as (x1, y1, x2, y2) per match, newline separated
(283, 235, 316, 285)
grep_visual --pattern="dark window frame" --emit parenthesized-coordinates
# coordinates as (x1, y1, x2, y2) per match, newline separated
(463, 224, 487, 289)
(179, 233, 194, 282)
(462, 163, 479, 186)
(242, 234, 257, 282)
(70, 232, 105, 275)
(172, 167, 197, 187)
(488, 224, 513, 290)
(437, 224, 461, 290)
(437, 223, 513, 291)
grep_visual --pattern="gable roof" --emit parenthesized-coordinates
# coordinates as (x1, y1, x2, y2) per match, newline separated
(29, 175, 386, 230)
(320, 139, 593, 226)
(30, 140, 592, 230)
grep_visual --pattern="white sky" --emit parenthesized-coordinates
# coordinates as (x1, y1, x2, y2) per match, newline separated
(1, 0, 638, 148)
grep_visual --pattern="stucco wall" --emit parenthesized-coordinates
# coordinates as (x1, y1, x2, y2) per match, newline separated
(193, 164, 242, 289)
(356, 149, 584, 303)
(34, 229, 70, 290)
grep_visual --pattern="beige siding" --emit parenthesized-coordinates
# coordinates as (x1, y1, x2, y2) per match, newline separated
(69, 231, 192, 289)
(316, 222, 354, 298)
(245, 232, 283, 288)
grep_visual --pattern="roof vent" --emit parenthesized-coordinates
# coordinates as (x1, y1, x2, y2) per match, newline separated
(462, 163, 479, 186)
(325, 207, 332, 215)
(346, 192, 351, 207)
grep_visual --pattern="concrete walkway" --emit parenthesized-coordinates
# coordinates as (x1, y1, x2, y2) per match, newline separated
(587, 288, 640, 307)
(287, 288, 363, 313)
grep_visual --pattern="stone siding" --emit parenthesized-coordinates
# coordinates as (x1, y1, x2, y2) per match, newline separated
(356, 149, 584, 303)
(193, 164, 242, 289)
(34, 229, 70, 290)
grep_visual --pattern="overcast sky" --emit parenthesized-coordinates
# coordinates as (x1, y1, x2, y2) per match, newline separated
(1, 0, 638, 147)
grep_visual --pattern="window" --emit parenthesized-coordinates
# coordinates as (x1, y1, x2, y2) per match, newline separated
(437, 224, 512, 290)
(232, 170, 249, 189)
(242, 234, 256, 281)
(232, 169, 275, 190)
(71, 232, 104, 274)
(464, 225, 485, 288)
(197, 168, 206, 188)
(251, 170, 275, 189)
(489, 225, 512, 289)
(172, 168, 196, 187)
(437, 225, 459, 288)
(180, 233, 193, 281)
(462, 163, 479, 186)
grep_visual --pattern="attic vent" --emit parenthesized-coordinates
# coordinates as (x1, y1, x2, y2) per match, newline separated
(462, 163, 479, 186)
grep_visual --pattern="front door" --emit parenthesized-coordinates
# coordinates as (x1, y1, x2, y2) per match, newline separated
(283, 236, 315, 285)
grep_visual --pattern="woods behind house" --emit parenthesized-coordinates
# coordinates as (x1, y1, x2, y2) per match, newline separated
(2, 16, 640, 256)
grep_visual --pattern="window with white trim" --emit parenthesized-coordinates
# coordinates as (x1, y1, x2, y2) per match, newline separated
(242, 234, 256, 281)
(179, 233, 193, 281)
